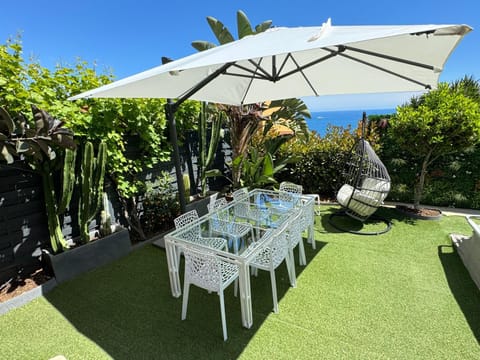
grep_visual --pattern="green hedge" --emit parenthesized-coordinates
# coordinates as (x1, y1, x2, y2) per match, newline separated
(278, 126, 355, 198)
(280, 116, 480, 210)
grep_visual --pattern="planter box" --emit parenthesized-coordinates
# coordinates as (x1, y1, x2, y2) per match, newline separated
(43, 227, 131, 284)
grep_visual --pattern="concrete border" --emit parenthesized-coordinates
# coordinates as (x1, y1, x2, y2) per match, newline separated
(0, 277, 57, 316)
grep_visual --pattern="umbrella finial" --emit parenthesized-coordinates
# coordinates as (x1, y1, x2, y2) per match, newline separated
(308, 18, 332, 42)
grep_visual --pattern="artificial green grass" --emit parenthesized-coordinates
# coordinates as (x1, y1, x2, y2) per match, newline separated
(1, 206, 479, 359)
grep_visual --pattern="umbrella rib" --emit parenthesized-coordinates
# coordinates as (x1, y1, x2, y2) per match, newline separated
(277, 51, 339, 79)
(276, 53, 293, 78)
(247, 59, 274, 79)
(343, 45, 436, 70)
(227, 63, 270, 80)
(338, 52, 432, 88)
(173, 62, 236, 110)
(288, 55, 319, 96)
(240, 58, 264, 104)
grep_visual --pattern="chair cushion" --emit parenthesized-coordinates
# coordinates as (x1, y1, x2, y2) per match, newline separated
(361, 177, 391, 192)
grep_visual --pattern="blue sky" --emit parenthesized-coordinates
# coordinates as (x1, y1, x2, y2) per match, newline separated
(2, 0, 479, 111)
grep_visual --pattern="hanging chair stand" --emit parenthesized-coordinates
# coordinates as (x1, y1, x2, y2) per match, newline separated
(327, 112, 392, 235)
(328, 210, 392, 235)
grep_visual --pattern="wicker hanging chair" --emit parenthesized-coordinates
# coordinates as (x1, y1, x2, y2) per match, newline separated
(329, 112, 392, 235)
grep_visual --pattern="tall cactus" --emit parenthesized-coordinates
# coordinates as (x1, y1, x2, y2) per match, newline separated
(78, 141, 107, 244)
(42, 147, 77, 253)
(58, 148, 76, 215)
(198, 102, 224, 196)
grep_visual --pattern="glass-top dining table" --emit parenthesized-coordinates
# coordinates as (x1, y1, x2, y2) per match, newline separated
(164, 188, 315, 328)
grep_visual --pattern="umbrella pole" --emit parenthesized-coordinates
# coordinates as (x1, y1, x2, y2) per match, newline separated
(165, 100, 187, 213)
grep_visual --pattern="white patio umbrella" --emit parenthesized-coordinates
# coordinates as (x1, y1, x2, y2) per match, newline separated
(69, 19, 472, 211)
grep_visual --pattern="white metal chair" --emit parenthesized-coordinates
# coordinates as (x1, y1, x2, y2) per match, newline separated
(181, 245, 239, 341)
(248, 220, 296, 313)
(287, 210, 307, 277)
(207, 198, 254, 254)
(279, 181, 303, 195)
(232, 188, 270, 227)
(270, 182, 302, 215)
(174, 210, 228, 265)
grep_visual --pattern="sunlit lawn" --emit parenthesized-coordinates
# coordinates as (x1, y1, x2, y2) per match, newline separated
(1, 206, 479, 359)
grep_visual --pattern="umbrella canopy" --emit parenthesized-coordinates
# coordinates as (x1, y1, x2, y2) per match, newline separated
(69, 19, 472, 105)
(68, 19, 472, 213)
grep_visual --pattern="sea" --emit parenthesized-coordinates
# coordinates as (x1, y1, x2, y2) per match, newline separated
(306, 108, 396, 136)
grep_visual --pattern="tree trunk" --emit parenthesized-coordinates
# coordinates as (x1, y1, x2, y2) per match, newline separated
(414, 150, 433, 210)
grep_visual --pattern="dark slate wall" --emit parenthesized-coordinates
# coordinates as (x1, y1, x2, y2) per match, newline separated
(0, 134, 232, 283)
(0, 164, 49, 283)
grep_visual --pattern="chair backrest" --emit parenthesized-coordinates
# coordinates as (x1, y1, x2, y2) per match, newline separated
(253, 222, 290, 269)
(279, 182, 302, 208)
(288, 210, 304, 248)
(232, 187, 248, 200)
(174, 210, 199, 229)
(336, 141, 391, 221)
(207, 197, 228, 213)
(207, 197, 231, 231)
(182, 246, 223, 292)
(233, 188, 250, 218)
(174, 210, 201, 242)
(279, 181, 303, 195)
(270, 220, 291, 268)
(208, 192, 219, 212)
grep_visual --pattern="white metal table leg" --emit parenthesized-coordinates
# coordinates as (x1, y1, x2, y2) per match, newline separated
(238, 261, 253, 328)
(165, 238, 182, 298)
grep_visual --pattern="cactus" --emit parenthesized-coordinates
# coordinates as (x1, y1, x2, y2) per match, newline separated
(78, 141, 107, 244)
(198, 102, 224, 197)
(183, 173, 191, 203)
(42, 147, 77, 253)
(58, 148, 76, 215)
(99, 192, 113, 237)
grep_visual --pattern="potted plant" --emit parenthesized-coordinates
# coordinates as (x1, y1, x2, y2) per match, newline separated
(42, 140, 131, 283)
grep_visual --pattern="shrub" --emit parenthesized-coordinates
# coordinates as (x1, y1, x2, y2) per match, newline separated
(140, 172, 180, 237)
(278, 125, 355, 198)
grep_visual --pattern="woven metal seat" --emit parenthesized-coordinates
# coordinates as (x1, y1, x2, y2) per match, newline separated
(330, 112, 392, 234)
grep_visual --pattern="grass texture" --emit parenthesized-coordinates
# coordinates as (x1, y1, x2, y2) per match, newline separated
(1, 206, 479, 359)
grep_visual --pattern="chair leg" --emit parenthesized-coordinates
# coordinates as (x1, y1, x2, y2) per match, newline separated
(181, 280, 190, 320)
(287, 251, 297, 288)
(233, 236, 239, 254)
(298, 237, 306, 266)
(219, 290, 228, 341)
(269, 269, 279, 313)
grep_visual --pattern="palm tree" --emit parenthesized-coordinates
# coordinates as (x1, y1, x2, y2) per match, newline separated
(192, 10, 310, 188)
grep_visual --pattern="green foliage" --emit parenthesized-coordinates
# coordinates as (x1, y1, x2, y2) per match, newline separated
(0, 105, 76, 252)
(236, 148, 283, 188)
(267, 98, 311, 141)
(392, 83, 480, 156)
(279, 125, 356, 197)
(388, 81, 480, 207)
(141, 172, 180, 236)
(0, 105, 76, 164)
(0, 35, 199, 240)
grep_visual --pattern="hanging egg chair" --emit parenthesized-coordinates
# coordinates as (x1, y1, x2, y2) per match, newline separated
(329, 112, 392, 235)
